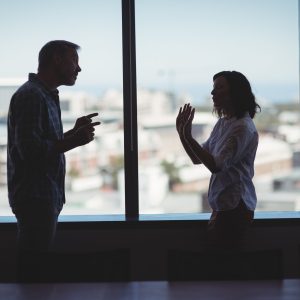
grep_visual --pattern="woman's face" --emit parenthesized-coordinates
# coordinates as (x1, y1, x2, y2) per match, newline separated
(211, 75, 231, 110)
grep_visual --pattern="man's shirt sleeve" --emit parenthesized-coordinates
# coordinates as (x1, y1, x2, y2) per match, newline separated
(9, 90, 57, 161)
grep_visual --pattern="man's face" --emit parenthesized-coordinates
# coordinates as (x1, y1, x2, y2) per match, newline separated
(57, 47, 81, 86)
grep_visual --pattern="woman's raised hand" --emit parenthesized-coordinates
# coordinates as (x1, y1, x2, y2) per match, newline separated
(176, 103, 195, 138)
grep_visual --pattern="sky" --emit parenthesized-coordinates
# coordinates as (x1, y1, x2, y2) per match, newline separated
(0, 0, 299, 103)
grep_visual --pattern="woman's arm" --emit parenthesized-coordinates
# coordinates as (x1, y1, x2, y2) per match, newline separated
(176, 105, 201, 164)
(184, 134, 218, 173)
(178, 103, 218, 173)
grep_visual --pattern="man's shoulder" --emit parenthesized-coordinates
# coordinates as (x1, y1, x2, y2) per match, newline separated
(11, 80, 46, 104)
(14, 80, 41, 95)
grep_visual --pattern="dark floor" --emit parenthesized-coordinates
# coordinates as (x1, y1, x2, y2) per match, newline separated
(2, 279, 300, 300)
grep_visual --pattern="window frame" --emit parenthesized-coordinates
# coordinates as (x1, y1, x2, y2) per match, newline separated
(121, 0, 300, 220)
(122, 0, 139, 219)
(1, 0, 299, 222)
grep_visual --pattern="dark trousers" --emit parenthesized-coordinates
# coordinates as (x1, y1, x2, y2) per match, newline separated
(207, 200, 254, 250)
(13, 205, 61, 282)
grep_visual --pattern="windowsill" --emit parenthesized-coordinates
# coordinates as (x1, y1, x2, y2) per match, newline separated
(1, 211, 300, 225)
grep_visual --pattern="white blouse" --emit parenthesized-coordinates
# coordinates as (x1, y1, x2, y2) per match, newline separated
(202, 114, 258, 211)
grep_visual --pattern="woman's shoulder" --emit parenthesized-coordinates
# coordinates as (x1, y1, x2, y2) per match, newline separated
(231, 114, 257, 133)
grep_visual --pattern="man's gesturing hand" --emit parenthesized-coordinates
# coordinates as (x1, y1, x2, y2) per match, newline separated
(73, 121, 101, 146)
(73, 113, 99, 131)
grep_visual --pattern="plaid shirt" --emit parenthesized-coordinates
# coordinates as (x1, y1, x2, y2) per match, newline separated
(7, 73, 66, 210)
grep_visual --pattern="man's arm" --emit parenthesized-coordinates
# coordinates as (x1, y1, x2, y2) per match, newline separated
(63, 112, 99, 139)
(55, 122, 100, 153)
(63, 129, 75, 139)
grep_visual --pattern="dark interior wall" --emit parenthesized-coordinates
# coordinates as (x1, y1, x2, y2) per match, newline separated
(0, 218, 300, 281)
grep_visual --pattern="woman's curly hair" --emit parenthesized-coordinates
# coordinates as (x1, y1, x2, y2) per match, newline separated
(213, 71, 261, 119)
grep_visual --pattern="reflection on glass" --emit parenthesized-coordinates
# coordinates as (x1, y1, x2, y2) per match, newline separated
(0, 0, 124, 216)
(136, 0, 299, 213)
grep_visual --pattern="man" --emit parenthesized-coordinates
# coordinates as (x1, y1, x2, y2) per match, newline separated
(7, 40, 100, 278)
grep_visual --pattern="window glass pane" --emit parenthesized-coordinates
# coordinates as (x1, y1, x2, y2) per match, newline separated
(136, 0, 299, 213)
(0, 0, 124, 216)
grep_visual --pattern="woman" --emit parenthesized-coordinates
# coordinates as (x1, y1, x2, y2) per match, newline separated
(176, 71, 260, 248)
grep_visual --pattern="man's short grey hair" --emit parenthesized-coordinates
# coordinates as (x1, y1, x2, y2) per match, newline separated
(38, 40, 80, 71)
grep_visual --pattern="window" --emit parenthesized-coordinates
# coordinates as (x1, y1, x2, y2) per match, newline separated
(135, 0, 299, 213)
(0, 0, 124, 216)
(0, 0, 299, 218)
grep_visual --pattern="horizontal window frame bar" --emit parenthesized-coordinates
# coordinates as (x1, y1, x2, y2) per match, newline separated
(1, 212, 300, 228)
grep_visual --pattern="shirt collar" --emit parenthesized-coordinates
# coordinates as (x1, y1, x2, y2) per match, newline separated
(28, 73, 59, 100)
(223, 112, 250, 123)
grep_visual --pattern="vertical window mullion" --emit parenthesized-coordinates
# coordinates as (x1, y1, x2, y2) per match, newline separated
(298, 0, 300, 104)
(122, 0, 139, 219)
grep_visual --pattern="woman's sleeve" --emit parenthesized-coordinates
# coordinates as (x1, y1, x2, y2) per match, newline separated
(213, 125, 257, 171)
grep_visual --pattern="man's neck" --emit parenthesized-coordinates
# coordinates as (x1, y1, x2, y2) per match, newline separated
(37, 71, 59, 91)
